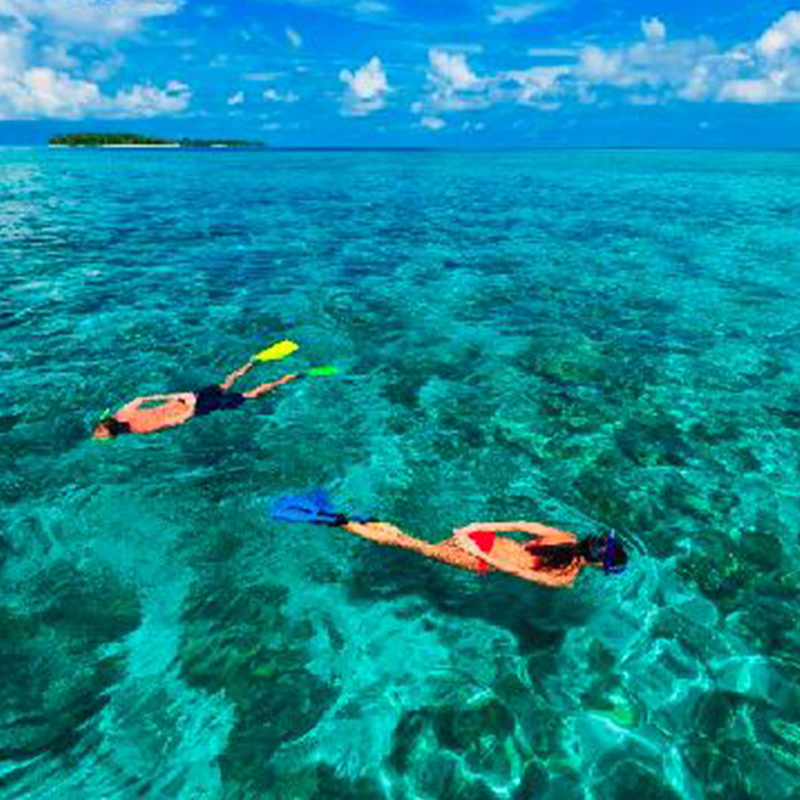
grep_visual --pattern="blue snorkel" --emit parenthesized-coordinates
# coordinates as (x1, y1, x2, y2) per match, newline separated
(603, 529, 626, 575)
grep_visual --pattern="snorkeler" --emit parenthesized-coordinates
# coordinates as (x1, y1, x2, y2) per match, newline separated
(93, 340, 338, 440)
(272, 490, 627, 588)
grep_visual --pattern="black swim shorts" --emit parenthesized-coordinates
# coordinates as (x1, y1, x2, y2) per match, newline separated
(193, 385, 247, 417)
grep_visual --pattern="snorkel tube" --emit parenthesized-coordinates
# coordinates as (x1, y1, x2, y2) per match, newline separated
(603, 529, 626, 575)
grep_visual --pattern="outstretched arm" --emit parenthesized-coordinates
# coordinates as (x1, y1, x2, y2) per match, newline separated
(118, 392, 194, 410)
(116, 398, 145, 414)
(454, 521, 577, 546)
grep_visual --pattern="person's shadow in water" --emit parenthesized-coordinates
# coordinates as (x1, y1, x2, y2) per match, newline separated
(343, 542, 595, 658)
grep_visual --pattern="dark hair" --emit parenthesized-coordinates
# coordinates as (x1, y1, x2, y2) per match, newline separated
(525, 534, 628, 572)
(98, 417, 132, 437)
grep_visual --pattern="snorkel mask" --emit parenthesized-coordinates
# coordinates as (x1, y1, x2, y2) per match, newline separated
(602, 529, 626, 575)
(93, 407, 114, 442)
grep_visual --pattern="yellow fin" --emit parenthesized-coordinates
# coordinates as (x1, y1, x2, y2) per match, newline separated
(253, 340, 299, 362)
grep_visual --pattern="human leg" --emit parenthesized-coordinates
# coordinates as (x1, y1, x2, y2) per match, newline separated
(219, 360, 255, 390)
(242, 373, 300, 399)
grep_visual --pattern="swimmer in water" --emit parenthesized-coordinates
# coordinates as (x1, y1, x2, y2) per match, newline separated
(92, 340, 317, 439)
(271, 490, 628, 589)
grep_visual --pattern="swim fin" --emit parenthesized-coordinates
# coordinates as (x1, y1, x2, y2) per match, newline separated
(272, 489, 347, 526)
(253, 340, 299, 362)
(306, 365, 339, 377)
(271, 489, 372, 526)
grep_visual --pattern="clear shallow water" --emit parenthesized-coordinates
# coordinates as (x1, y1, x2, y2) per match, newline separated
(1, 147, 800, 800)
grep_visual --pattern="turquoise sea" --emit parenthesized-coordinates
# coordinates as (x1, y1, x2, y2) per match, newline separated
(1, 147, 800, 800)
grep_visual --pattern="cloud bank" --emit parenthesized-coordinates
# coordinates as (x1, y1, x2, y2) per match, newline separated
(413, 11, 800, 123)
(0, 0, 190, 119)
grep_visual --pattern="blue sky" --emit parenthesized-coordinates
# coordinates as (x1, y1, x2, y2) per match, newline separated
(2, 0, 800, 145)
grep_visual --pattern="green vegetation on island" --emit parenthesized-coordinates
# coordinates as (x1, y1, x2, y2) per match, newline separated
(49, 133, 266, 148)
(50, 133, 172, 146)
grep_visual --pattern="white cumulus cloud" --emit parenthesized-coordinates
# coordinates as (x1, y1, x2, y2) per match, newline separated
(0, 68, 189, 119)
(574, 19, 718, 94)
(756, 10, 800, 59)
(0, 0, 189, 119)
(571, 12, 800, 105)
(107, 80, 191, 117)
(339, 56, 390, 115)
(227, 90, 244, 105)
(413, 11, 800, 116)
(718, 76, 789, 104)
(418, 47, 567, 114)
(423, 49, 490, 111)
(2, 68, 103, 119)
(13, 0, 182, 42)
(505, 65, 570, 106)
(429, 49, 482, 91)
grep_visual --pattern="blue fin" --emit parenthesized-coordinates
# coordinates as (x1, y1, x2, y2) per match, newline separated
(271, 489, 373, 527)
(272, 489, 345, 526)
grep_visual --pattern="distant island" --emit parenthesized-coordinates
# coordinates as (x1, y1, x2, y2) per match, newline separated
(49, 133, 266, 149)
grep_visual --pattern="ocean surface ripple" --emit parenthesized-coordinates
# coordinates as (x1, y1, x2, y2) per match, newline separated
(1, 148, 799, 800)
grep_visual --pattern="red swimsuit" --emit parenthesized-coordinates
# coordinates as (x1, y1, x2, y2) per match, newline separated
(469, 530, 497, 573)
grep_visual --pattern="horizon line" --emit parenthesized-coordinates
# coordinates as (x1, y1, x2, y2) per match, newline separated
(5, 144, 800, 152)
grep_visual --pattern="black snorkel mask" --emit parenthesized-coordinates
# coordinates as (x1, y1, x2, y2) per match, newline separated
(95, 412, 132, 439)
